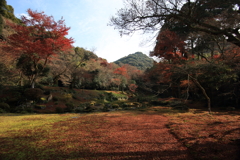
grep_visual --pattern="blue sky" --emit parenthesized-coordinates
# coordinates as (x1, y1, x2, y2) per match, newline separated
(6, 0, 156, 62)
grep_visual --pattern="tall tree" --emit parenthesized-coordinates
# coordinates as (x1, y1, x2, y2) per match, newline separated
(1, 9, 73, 88)
(110, 0, 240, 47)
(66, 47, 98, 89)
(150, 29, 186, 63)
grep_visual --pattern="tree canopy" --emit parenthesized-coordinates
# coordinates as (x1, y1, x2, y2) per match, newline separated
(1, 9, 74, 88)
(110, 0, 240, 112)
(110, 0, 240, 47)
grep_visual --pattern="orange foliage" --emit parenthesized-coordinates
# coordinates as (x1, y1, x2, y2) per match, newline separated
(151, 29, 186, 62)
(145, 62, 173, 84)
(114, 66, 129, 79)
(112, 78, 121, 86)
(1, 9, 74, 64)
(128, 83, 138, 92)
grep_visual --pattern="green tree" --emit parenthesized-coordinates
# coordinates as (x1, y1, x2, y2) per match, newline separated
(66, 47, 98, 89)
(0, 0, 21, 35)
(114, 52, 153, 70)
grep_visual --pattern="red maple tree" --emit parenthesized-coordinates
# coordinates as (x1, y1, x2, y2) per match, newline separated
(128, 83, 138, 93)
(113, 66, 129, 79)
(1, 9, 74, 88)
(151, 29, 186, 63)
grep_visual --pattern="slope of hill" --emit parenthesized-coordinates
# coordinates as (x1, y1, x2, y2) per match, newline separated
(114, 52, 154, 70)
(0, 0, 21, 39)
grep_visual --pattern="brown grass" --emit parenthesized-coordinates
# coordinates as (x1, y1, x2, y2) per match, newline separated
(0, 107, 240, 160)
(166, 109, 240, 160)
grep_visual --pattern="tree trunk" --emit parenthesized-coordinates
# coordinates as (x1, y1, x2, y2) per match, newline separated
(69, 75, 76, 89)
(190, 75, 212, 114)
(30, 74, 38, 88)
(17, 71, 24, 86)
(31, 80, 36, 88)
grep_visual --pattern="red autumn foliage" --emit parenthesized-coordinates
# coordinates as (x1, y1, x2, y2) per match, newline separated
(151, 29, 186, 63)
(112, 78, 121, 86)
(1, 109, 239, 159)
(100, 59, 108, 67)
(0, 9, 74, 87)
(2, 9, 73, 61)
(144, 62, 173, 84)
(113, 66, 129, 79)
(128, 83, 138, 92)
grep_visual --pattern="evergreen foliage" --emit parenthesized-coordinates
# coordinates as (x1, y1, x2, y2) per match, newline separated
(114, 52, 153, 70)
(0, 0, 21, 35)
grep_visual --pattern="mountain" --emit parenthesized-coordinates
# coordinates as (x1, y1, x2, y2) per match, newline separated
(114, 52, 154, 70)
(0, 0, 22, 40)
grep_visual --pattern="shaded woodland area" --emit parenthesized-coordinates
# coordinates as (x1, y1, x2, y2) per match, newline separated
(110, 0, 240, 113)
(0, 0, 239, 114)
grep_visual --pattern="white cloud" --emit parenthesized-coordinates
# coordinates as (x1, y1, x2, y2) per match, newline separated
(95, 29, 156, 62)
(69, 0, 157, 62)
(16, 13, 31, 19)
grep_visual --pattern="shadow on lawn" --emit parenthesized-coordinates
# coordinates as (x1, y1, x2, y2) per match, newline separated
(0, 143, 191, 160)
(1, 136, 239, 160)
(66, 150, 190, 160)
(186, 140, 240, 160)
(1, 110, 239, 160)
(0, 115, 192, 160)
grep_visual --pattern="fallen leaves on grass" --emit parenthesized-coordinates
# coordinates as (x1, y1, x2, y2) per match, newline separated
(1, 109, 239, 160)
(0, 112, 190, 160)
(167, 112, 240, 160)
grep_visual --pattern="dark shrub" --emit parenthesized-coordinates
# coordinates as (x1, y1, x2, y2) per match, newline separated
(0, 108, 6, 113)
(25, 107, 34, 113)
(44, 90, 51, 95)
(72, 95, 78, 100)
(0, 89, 22, 104)
(0, 102, 10, 111)
(137, 96, 154, 103)
(55, 107, 64, 113)
(65, 103, 75, 112)
(24, 88, 43, 100)
(52, 96, 58, 101)
(75, 107, 85, 113)
(34, 105, 46, 109)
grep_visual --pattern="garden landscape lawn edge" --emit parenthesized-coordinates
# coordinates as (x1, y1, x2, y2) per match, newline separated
(0, 108, 239, 160)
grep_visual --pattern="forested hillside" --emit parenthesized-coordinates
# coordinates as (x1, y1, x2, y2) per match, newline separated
(114, 52, 153, 70)
(0, 0, 240, 114)
(111, 0, 240, 113)
(0, 0, 21, 39)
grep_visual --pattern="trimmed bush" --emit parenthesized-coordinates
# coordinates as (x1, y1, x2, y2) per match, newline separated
(0, 102, 10, 111)
(24, 88, 43, 100)
(104, 92, 128, 101)
(112, 104, 119, 109)
(25, 107, 34, 113)
(55, 107, 64, 113)
(34, 105, 46, 109)
(0, 108, 6, 113)
(44, 90, 51, 95)
(65, 103, 75, 112)
(52, 96, 58, 101)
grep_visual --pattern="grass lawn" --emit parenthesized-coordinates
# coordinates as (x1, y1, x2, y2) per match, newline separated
(0, 107, 239, 160)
